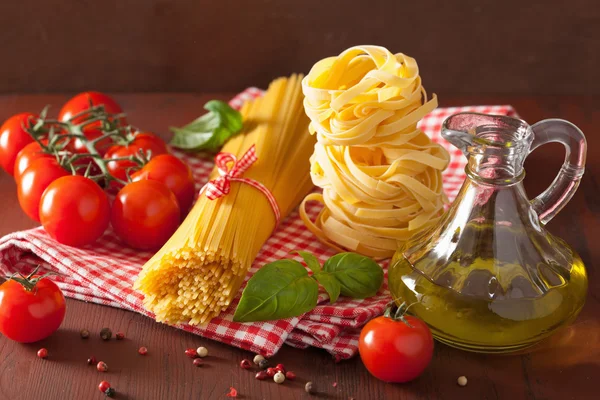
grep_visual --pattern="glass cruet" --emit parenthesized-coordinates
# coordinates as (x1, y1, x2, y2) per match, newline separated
(389, 112, 588, 353)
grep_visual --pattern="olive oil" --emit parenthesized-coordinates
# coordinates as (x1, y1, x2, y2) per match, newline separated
(389, 245, 587, 352)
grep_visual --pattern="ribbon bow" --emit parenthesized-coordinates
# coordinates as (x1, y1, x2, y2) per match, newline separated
(200, 145, 281, 226)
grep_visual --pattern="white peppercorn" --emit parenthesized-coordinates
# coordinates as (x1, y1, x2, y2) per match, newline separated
(196, 346, 208, 358)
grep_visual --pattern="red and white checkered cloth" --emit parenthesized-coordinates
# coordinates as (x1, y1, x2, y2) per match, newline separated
(0, 89, 517, 360)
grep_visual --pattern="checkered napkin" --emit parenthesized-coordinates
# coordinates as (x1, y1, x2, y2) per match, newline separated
(0, 89, 516, 360)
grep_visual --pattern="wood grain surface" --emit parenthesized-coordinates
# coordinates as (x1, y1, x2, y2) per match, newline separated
(0, 1, 598, 94)
(0, 93, 598, 400)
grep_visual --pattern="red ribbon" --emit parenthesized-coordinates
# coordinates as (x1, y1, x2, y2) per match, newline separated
(200, 145, 281, 226)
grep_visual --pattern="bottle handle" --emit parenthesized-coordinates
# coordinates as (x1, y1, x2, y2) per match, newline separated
(529, 119, 587, 225)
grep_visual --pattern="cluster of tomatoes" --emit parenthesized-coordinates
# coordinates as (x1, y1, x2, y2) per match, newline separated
(0, 91, 195, 250)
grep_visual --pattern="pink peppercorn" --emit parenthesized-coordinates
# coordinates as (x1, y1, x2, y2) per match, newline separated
(185, 348, 198, 358)
(285, 371, 296, 381)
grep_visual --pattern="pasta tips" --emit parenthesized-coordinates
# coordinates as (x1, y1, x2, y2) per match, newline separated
(300, 46, 450, 258)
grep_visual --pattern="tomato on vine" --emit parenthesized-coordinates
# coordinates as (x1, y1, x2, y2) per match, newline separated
(132, 154, 195, 216)
(104, 132, 168, 181)
(17, 158, 69, 222)
(111, 180, 180, 250)
(359, 303, 434, 383)
(0, 267, 66, 343)
(69, 127, 113, 157)
(13, 140, 52, 183)
(58, 91, 124, 124)
(40, 176, 111, 247)
(0, 112, 37, 175)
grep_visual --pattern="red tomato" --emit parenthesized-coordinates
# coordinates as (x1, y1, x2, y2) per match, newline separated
(105, 133, 168, 182)
(17, 158, 69, 222)
(0, 275, 66, 343)
(58, 91, 124, 124)
(13, 140, 51, 183)
(359, 314, 434, 383)
(69, 127, 113, 157)
(40, 176, 111, 247)
(111, 180, 180, 250)
(0, 112, 37, 175)
(131, 154, 195, 216)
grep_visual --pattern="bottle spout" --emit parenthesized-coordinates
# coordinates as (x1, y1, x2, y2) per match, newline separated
(442, 112, 531, 157)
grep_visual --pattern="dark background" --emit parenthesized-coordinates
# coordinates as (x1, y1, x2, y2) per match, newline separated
(0, 0, 598, 95)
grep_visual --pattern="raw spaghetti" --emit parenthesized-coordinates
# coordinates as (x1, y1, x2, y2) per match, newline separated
(300, 46, 450, 258)
(134, 75, 316, 325)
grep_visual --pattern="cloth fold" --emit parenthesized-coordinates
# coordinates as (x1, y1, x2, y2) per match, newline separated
(0, 88, 516, 359)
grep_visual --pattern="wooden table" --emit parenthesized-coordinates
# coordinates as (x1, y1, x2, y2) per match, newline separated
(0, 94, 598, 400)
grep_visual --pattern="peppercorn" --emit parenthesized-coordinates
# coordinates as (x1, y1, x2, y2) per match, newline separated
(258, 359, 269, 370)
(97, 361, 108, 372)
(255, 371, 269, 380)
(185, 348, 198, 358)
(37, 348, 48, 359)
(138, 347, 148, 355)
(266, 367, 277, 377)
(100, 328, 112, 341)
(458, 376, 468, 386)
(87, 356, 97, 365)
(193, 358, 203, 367)
(285, 371, 296, 381)
(275, 363, 286, 374)
(273, 371, 285, 384)
(196, 346, 208, 358)
(80, 329, 90, 339)
(98, 381, 111, 393)
(116, 332, 125, 340)
(253, 354, 265, 365)
(240, 359, 252, 370)
(105, 387, 116, 398)
(305, 381, 314, 394)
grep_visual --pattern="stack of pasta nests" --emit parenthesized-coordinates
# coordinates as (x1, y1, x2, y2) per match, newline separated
(300, 46, 450, 258)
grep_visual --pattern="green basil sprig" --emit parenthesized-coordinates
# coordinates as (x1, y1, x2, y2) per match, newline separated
(169, 100, 243, 151)
(233, 252, 383, 323)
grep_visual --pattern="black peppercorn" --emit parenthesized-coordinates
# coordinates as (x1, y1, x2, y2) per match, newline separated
(258, 358, 269, 370)
(105, 387, 116, 398)
(100, 327, 112, 341)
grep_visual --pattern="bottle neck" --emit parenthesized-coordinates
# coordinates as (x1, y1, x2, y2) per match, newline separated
(466, 144, 527, 185)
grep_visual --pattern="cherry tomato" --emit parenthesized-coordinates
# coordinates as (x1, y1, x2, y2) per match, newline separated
(17, 158, 69, 222)
(0, 275, 66, 343)
(40, 176, 110, 247)
(69, 127, 113, 157)
(58, 91, 124, 124)
(0, 112, 37, 175)
(131, 154, 195, 216)
(111, 180, 180, 250)
(13, 140, 51, 183)
(359, 313, 434, 383)
(105, 133, 168, 182)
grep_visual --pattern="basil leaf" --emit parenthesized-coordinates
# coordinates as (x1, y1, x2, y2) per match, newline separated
(233, 260, 319, 322)
(313, 272, 341, 303)
(322, 252, 383, 298)
(169, 100, 242, 151)
(293, 250, 321, 274)
(205, 100, 243, 133)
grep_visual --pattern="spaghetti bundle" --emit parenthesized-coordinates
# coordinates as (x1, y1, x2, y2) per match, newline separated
(134, 75, 315, 325)
(300, 46, 450, 258)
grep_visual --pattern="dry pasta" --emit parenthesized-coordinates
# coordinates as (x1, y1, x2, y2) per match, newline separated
(134, 75, 316, 325)
(300, 46, 450, 258)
